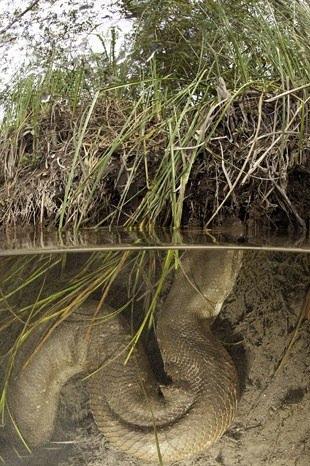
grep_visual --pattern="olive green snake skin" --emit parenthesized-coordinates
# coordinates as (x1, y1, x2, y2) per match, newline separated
(6, 250, 243, 463)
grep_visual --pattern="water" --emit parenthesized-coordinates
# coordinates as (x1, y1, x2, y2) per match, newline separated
(0, 230, 309, 466)
(0, 227, 309, 254)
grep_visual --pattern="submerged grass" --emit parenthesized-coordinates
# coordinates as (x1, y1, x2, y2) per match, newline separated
(0, 249, 173, 422)
(0, 1, 309, 230)
(0, 251, 181, 466)
(0, 248, 178, 464)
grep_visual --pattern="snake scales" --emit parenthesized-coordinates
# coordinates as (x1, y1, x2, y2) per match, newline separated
(6, 250, 243, 463)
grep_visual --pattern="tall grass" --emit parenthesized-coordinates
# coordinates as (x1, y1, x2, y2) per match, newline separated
(0, 0, 309, 229)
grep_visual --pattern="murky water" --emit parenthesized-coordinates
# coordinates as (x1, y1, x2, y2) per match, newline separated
(0, 233, 309, 466)
(0, 227, 310, 254)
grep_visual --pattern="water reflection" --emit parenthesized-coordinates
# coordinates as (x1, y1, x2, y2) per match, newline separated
(0, 227, 309, 255)
(0, 248, 309, 466)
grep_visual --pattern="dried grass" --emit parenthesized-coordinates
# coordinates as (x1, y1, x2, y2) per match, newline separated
(0, 81, 309, 229)
(0, 0, 309, 230)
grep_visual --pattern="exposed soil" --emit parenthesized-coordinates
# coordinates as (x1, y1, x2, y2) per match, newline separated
(1, 250, 310, 466)
(0, 90, 309, 229)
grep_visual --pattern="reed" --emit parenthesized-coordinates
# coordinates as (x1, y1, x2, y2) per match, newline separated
(0, 0, 308, 229)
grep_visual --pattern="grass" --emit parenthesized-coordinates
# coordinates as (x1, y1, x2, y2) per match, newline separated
(0, 1, 308, 230)
(0, 248, 177, 466)
(0, 249, 174, 420)
(0, 1, 309, 461)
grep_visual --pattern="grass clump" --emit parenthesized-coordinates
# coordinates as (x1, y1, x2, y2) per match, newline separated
(0, 0, 309, 231)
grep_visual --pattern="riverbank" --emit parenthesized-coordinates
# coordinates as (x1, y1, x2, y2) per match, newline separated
(0, 82, 309, 231)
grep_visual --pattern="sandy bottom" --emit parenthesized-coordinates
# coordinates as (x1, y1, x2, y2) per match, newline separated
(1, 250, 309, 466)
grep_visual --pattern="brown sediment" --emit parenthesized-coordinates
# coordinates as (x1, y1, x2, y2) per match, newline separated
(0, 90, 309, 229)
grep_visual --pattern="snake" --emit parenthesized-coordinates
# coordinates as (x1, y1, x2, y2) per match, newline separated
(6, 249, 243, 463)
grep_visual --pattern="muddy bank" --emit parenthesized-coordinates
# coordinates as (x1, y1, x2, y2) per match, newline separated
(0, 90, 309, 230)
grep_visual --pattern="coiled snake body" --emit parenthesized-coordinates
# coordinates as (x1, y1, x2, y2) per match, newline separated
(7, 250, 243, 463)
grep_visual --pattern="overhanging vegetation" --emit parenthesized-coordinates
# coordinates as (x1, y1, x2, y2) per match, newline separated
(0, 0, 309, 230)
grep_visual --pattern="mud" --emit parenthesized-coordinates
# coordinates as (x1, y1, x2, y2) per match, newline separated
(1, 250, 309, 466)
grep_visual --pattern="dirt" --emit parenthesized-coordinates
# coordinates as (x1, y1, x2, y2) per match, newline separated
(1, 91, 309, 230)
(1, 250, 310, 466)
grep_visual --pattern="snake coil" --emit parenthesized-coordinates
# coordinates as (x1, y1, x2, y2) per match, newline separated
(7, 250, 243, 463)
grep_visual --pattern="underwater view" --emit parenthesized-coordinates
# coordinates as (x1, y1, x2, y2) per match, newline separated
(0, 241, 309, 466)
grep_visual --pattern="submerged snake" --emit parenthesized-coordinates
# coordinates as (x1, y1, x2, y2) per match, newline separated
(6, 250, 243, 463)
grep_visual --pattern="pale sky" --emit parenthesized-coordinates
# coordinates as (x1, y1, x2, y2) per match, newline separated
(0, 0, 132, 92)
